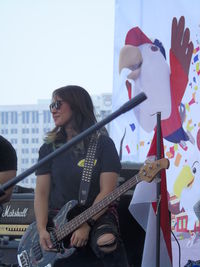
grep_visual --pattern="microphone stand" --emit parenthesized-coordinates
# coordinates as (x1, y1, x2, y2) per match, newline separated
(156, 112, 161, 267)
(0, 92, 147, 197)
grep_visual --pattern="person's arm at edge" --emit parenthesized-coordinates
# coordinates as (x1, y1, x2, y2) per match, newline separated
(0, 170, 16, 203)
(34, 174, 53, 250)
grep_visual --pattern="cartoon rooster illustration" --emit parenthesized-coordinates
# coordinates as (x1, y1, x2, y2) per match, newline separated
(118, 16, 194, 145)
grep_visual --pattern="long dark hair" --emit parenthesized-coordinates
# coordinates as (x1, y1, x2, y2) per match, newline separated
(46, 85, 97, 146)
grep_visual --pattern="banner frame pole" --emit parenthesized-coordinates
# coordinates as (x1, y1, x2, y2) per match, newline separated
(156, 112, 161, 267)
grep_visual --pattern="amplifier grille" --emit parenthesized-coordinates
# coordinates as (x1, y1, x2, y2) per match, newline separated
(0, 224, 29, 236)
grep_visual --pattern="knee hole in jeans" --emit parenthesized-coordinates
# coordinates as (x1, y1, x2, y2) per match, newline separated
(97, 233, 117, 253)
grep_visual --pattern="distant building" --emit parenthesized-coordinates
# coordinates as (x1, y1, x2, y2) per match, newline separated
(0, 93, 112, 189)
(92, 93, 112, 132)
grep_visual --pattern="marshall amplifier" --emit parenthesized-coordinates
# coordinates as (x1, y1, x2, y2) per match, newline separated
(0, 191, 35, 266)
(0, 192, 34, 237)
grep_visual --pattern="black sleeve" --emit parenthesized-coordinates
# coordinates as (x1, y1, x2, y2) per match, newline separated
(35, 143, 53, 176)
(99, 135, 121, 174)
(0, 136, 17, 171)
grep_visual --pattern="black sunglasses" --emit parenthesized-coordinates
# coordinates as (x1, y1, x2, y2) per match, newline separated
(49, 100, 64, 112)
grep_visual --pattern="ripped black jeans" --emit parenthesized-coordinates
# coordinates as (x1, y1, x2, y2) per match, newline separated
(89, 209, 129, 267)
(54, 208, 129, 267)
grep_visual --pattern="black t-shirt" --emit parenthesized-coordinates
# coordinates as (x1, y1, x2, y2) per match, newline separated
(36, 135, 121, 210)
(0, 136, 17, 171)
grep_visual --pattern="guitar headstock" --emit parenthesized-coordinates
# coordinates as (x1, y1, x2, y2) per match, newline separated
(139, 158, 169, 183)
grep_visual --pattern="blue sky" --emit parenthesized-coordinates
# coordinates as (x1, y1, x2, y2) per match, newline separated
(0, 0, 115, 105)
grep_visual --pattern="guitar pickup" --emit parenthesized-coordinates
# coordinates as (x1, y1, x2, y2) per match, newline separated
(33, 242, 43, 261)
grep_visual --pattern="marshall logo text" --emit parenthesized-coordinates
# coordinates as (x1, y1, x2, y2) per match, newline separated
(2, 205, 28, 218)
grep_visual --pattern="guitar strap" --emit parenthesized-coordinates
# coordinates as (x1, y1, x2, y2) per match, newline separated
(78, 131, 100, 205)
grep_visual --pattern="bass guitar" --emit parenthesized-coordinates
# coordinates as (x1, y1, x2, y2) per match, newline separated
(17, 158, 169, 267)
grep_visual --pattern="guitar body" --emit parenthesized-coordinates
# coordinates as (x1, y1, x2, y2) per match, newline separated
(17, 200, 77, 267)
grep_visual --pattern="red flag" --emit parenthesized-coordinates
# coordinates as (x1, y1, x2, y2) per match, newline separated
(148, 130, 172, 263)
(129, 130, 172, 267)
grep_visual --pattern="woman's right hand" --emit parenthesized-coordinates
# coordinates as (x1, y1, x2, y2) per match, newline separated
(39, 229, 53, 251)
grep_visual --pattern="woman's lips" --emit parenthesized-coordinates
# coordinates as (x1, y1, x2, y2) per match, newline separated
(53, 115, 59, 121)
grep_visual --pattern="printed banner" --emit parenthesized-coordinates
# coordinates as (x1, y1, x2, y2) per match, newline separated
(111, 0, 200, 266)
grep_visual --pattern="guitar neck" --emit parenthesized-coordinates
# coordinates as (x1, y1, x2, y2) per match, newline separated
(56, 172, 141, 241)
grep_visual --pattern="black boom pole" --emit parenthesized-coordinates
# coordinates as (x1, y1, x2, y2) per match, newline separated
(0, 92, 147, 197)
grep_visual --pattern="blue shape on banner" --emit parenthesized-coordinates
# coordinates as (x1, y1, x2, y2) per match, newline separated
(129, 123, 135, 132)
(194, 54, 199, 63)
(193, 77, 196, 83)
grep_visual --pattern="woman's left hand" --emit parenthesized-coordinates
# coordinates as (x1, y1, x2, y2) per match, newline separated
(70, 222, 91, 247)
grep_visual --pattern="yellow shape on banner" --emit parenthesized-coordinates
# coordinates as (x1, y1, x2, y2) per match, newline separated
(186, 119, 194, 132)
(174, 144, 178, 151)
(196, 62, 200, 72)
(194, 85, 198, 91)
(173, 165, 192, 198)
(185, 103, 190, 112)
